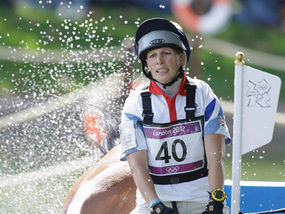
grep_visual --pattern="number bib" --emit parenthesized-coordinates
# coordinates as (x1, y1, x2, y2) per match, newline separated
(142, 118, 207, 183)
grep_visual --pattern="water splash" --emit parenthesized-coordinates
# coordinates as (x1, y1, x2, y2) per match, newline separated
(0, 3, 137, 213)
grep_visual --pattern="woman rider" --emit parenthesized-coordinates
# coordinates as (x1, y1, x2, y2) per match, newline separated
(120, 17, 230, 214)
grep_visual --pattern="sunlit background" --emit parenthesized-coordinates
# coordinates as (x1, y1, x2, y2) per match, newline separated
(0, 0, 284, 213)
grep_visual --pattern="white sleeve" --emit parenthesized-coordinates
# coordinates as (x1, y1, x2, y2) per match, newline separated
(119, 114, 148, 161)
(119, 89, 148, 161)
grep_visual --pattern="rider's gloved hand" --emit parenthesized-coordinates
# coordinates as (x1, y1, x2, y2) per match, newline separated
(204, 200, 224, 214)
(149, 198, 178, 214)
(202, 189, 226, 214)
(151, 202, 178, 214)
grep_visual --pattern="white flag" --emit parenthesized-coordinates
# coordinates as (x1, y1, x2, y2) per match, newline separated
(231, 53, 282, 214)
(240, 65, 281, 154)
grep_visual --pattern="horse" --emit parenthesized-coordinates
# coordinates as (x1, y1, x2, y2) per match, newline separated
(62, 144, 136, 214)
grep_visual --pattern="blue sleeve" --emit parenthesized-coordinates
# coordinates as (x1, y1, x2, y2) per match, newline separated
(204, 98, 231, 144)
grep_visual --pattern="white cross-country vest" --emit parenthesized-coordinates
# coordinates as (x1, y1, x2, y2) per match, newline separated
(140, 82, 208, 185)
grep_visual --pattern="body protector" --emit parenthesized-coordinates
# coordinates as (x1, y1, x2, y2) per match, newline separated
(134, 18, 192, 87)
(140, 81, 208, 185)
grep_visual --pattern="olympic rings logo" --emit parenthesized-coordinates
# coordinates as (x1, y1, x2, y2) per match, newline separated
(166, 166, 179, 173)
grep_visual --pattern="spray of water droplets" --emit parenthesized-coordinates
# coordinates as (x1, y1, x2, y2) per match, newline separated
(0, 3, 141, 212)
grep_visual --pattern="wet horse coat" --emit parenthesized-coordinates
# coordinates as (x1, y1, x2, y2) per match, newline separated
(62, 144, 136, 214)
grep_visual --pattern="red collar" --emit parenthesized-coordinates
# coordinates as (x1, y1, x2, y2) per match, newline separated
(148, 73, 187, 96)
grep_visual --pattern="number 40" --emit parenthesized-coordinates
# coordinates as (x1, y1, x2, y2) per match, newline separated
(155, 140, 187, 163)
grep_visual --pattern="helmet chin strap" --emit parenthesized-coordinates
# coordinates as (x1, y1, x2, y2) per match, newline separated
(142, 62, 184, 89)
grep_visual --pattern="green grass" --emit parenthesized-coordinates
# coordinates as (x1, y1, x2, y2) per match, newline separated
(1, 5, 170, 50)
(214, 22, 285, 56)
(225, 150, 285, 182)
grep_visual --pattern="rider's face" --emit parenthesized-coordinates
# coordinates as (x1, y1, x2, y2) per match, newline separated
(145, 47, 184, 84)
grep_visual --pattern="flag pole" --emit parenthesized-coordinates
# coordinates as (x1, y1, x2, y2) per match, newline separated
(231, 52, 245, 214)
